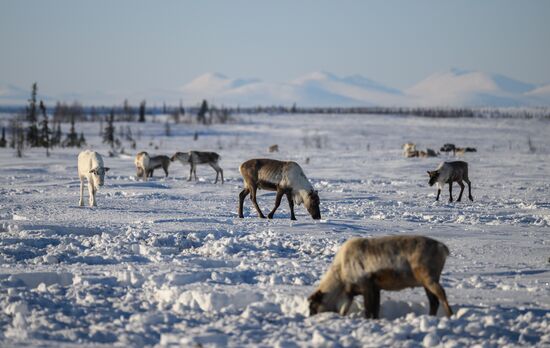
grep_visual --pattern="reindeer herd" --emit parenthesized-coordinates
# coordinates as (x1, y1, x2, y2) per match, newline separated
(76, 143, 476, 319)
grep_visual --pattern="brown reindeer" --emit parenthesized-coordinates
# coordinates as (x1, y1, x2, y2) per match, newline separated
(308, 235, 453, 319)
(238, 158, 320, 220)
(428, 161, 473, 202)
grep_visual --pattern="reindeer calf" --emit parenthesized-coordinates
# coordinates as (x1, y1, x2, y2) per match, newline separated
(308, 235, 453, 319)
(428, 161, 473, 202)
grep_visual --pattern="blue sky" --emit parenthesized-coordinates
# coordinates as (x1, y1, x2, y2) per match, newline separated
(1, 0, 549, 95)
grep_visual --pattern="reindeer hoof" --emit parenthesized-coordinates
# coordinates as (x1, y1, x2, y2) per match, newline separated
(290, 217, 297, 221)
(267, 213, 274, 219)
(469, 196, 474, 201)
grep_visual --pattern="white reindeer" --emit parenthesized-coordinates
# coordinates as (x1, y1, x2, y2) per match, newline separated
(308, 235, 453, 319)
(78, 150, 110, 207)
(427, 161, 473, 202)
(238, 158, 321, 220)
(134, 151, 150, 180)
(171, 151, 224, 184)
(402, 142, 416, 156)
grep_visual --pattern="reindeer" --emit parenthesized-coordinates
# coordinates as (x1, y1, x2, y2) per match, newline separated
(134, 151, 150, 180)
(238, 158, 320, 220)
(146, 155, 170, 178)
(428, 161, 473, 202)
(268, 144, 279, 153)
(402, 142, 416, 156)
(455, 147, 477, 156)
(171, 151, 224, 184)
(440, 143, 456, 155)
(78, 150, 110, 207)
(308, 235, 453, 319)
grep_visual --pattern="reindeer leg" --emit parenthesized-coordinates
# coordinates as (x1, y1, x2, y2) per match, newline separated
(239, 188, 250, 219)
(362, 278, 380, 319)
(285, 190, 297, 220)
(465, 179, 473, 201)
(163, 165, 168, 177)
(423, 281, 453, 317)
(79, 179, 84, 206)
(238, 188, 250, 218)
(220, 168, 224, 184)
(188, 165, 193, 181)
(250, 186, 266, 218)
(268, 188, 284, 219)
(88, 183, 95, 207)
(209, 163, 219, 184)
(457, 181, 465, 202)
(448, 182, 453, 203)
(424, 287, 440, 316)
(436, 189, 441, 201)
(193, 165, 198, 181)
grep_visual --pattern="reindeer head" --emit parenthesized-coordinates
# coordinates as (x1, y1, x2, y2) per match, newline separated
(171, 152, 189, 162)
(305, 190, 321, 220)
(90, 167, 110, 187)
(427, 170, 439, 186)
(308, 289, 352, 316)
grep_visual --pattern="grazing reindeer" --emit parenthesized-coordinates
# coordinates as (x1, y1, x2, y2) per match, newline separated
(440, 143, 456, 155)
(402, 142, 416, 156)
(171, 151, 224, 184)
(238, 158, 321, 220)
(428, 161, 473, 202)
(268, 144, 279, 153)
(423, 148, 439, 157)
(455, 147, 477, 156)
(134, 151, 150, 181)
(78, 150, 110, 207)
(308, 235, 453, 319)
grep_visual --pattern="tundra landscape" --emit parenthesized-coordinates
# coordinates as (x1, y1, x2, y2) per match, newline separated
(0, 112, 549, 347)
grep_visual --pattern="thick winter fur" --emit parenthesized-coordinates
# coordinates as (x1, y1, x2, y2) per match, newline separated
(134, 151, 150, 180)
(78, 150, 110, 207)
(308, 235, 453, 319)
(428, 161, 473, 202)
(171, 151, 223, 184)
(238, 158, 321, 220)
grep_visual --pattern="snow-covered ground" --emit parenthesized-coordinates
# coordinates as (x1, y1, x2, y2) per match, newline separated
(0, 113, 549, 347)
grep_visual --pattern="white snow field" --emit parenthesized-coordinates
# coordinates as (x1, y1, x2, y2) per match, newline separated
(0, 113, 549, 347)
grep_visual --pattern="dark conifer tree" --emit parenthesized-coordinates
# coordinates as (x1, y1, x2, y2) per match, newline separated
(103, 109, 116, 149)
(197, 99, 208, 124)
(0, 127, 7, 148)
(138, 100, 146, 122)
(78, 132, 86, 147)
(26, 83, 40, 147)
(63, 115, 79, 147)
(51, 123, 62, 146)
(39, 100, 52, 156)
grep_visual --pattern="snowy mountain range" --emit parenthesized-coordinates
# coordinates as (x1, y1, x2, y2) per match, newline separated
(2, 69, 550, 107)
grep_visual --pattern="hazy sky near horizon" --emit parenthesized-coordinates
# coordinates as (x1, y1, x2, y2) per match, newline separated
(1, 0, 549, 95)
